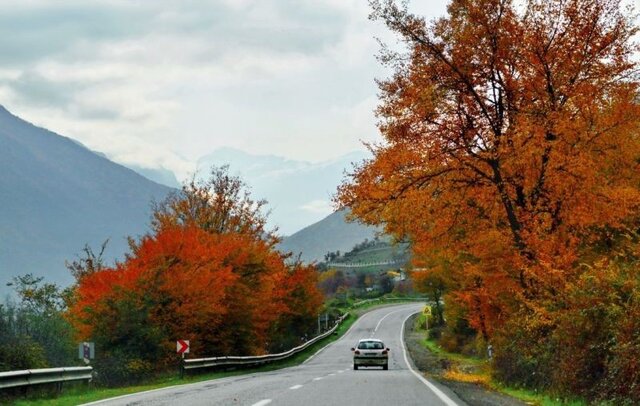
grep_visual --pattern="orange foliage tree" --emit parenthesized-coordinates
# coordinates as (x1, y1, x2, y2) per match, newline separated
(338, 0, 640, 399)
(68, 167, 322, 385)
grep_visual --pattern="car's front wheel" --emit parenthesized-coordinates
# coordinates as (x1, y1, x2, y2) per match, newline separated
(383, 364, 388, 370)
(354, 364, 358, 370)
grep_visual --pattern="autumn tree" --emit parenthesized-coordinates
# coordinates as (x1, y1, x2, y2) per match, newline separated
(340, 0, 639, 323)
(151, 165, 274, 244)
(65, 239, 109, 282)
(68, 167, 323, 385)
(338, 0, 640, 399)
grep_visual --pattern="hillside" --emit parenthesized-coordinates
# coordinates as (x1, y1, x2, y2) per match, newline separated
(324, 239, 411, 272)
(0, 105, 173, 292)
(278, 210, 379, 263)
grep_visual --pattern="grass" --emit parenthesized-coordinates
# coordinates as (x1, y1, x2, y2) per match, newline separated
(420, 337, 484, 367)
(412, 316, 585, 406)
(12, 313, 358, 406)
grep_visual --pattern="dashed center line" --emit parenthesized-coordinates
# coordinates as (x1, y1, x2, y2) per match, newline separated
(252, 400, 272, 406)
(371, 308, 405, 337)
(313, 377, 323, 381)
(289, 384, 303, 390)
(328, 373, 336, 376)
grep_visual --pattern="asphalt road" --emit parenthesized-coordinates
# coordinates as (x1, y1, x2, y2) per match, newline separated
(85, 304, 465, 406)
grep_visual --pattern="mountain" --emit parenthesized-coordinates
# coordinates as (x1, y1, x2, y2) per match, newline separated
(278, 210, 379, 263)
(126, 164, 181, 188)
(0, 105, 173, 293)
(198, 147, 369, 235)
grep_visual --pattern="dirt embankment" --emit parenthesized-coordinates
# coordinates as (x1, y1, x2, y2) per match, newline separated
(404, 313, 528, 406)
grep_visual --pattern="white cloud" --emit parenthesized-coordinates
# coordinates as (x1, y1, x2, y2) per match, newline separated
(0, 0, 449, 183)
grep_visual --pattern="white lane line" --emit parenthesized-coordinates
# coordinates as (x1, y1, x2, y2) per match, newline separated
(328, 373, 336, 376)
(289, 384, 303, 390)
(337, 370, 344, 373)
(80, 374, 258, 405)
(401, 312, 459, 406)
(252, 400, 272, 406)
(313, 377, 323, 381)
(371, 308, 405, 337)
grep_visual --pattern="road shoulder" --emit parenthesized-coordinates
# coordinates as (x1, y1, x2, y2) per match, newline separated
(403, 313, 527, 406)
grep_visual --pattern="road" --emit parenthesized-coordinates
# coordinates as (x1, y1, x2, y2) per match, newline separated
(85, 304, 464, 406)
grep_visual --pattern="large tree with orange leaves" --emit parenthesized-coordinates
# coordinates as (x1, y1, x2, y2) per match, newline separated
(337, 0, 640, 402)
(338, 0, 640, 398)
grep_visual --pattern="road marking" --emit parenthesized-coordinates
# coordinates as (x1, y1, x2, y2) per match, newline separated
(328, 373, 335, 376)
(401, 312, 459, 406)
(337, 370, 344, 373)
(371, 308, 405, 337)
(313, 377, 323, 381)
(289, 384, 303, 390)
(252, 400, 272, 406)
(79, 374, 256, 405)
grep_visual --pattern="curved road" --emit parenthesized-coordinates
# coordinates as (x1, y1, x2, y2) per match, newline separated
(85, 304, 464, 406)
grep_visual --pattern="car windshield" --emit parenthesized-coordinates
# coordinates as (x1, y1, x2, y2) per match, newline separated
(358, 341, 384, 350)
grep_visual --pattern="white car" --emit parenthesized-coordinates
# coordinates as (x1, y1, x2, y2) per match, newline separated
(351, 338, 389, 370)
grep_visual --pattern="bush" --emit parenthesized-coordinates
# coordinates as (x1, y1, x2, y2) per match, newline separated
(0, 277, 76, 372)
(0, 337, 48, 372)
(491, 255, 640, 404)
(491, 314, 555, 390)
(93, 353, 155, 387)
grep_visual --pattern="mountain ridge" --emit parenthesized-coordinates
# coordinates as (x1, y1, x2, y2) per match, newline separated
(0, 105, 173, 293)
(278, 209, 379, 263)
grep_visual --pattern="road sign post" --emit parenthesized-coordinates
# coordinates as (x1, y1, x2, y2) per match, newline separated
(177, 339, 190, 356)
(177, 340, 190, 379)
(78, 342, 95, 365)
(423, 306, 432, 338)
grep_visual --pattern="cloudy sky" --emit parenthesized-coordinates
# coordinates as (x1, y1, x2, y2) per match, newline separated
(0, 0, 449, 180)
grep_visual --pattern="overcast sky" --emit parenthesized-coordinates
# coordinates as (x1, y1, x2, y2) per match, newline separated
(0, 0, 449, 180)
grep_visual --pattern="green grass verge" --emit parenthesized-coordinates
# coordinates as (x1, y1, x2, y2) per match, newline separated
(420, 337, 484, 367)
(13, 314, 358, 406)
(413, 317, 585, 406)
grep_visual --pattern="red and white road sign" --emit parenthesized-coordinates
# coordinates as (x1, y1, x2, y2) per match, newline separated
(176, 339, 190, 354)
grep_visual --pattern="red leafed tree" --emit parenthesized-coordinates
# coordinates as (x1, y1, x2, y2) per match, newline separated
(68, 166, 322, 384)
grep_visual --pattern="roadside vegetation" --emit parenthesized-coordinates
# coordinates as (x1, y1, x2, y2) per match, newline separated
(338, 0, 640, 403)
(0, 274, 77, 372)
(411, 314, 585, 406)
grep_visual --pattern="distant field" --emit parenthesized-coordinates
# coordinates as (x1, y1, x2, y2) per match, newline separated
(327, 242, 410, 272)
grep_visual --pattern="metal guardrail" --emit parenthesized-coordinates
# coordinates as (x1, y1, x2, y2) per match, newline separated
(183, 313, 349, 372)
(352, 297, 429, 307)
(325, 260, 405, 268)
(0, 366, 93, 390)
